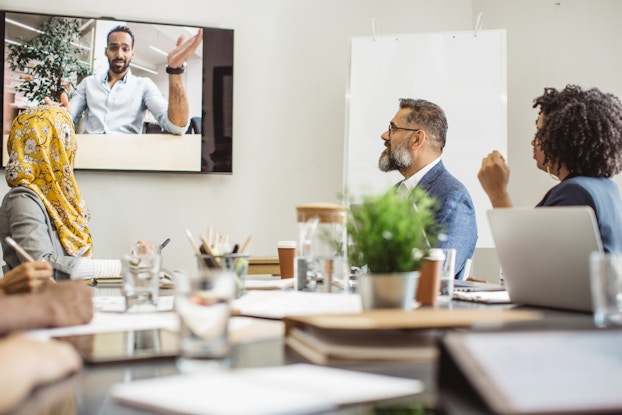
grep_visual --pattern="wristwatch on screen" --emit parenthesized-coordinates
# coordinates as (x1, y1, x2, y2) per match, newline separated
(166, 63, 186, 74)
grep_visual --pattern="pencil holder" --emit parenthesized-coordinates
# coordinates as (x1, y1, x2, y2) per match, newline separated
(196, 253, 250, 298)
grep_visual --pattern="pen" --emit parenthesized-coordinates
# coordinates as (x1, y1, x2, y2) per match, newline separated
(5, 236, 35, 262)
(160, 238, 171, 250)
(5, 237, 58, 285)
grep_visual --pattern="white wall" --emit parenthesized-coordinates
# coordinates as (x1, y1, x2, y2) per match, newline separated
(0, 0, 472, 274)
(4, 1, 620, 280)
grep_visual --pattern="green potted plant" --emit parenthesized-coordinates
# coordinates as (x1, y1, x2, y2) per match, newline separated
(347, 187, 441, 309)
(8, 17, 92, 104)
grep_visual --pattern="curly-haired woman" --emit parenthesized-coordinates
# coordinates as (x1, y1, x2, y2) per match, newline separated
(478, 85, 622, 252)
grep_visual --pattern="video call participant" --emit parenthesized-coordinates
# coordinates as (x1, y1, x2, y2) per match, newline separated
(379, 98, 478, 279)
(46, 25, 203, 134)
(0, 106, 122, 280)
(478, 84, 622, 253)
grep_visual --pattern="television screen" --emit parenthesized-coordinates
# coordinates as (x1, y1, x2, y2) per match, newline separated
(1, 11, 234, 173)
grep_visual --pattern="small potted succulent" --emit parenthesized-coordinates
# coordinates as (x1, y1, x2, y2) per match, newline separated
(347, 187, 440, 309)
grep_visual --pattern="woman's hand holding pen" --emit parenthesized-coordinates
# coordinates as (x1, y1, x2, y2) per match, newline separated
(0, 261, 53, 295)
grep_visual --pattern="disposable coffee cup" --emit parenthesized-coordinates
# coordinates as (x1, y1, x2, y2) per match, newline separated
(277, 241, 296, 279)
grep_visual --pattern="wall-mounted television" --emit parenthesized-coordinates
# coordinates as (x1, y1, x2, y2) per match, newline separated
(1, 10, 234, 173)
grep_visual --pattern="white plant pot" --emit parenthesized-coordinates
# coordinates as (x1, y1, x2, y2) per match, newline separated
(357, 271, 419, 310)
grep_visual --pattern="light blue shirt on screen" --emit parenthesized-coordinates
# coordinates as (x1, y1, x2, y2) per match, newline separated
(68, 70, 187, 135)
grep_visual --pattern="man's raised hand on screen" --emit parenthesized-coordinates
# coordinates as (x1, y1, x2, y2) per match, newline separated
(168, 28, 203, 69)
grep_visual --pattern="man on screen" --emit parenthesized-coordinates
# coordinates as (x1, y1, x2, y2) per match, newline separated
(46, 25, 202, 135)
(379, 98, 478, 279)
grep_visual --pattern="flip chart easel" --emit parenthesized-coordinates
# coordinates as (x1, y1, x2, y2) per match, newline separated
(344, 29, 507, 247)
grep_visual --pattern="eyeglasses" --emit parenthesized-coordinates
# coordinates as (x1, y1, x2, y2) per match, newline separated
(388, 123, 420, 138)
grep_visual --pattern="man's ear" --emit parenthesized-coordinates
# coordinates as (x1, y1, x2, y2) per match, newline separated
(409, 130, 424, 149)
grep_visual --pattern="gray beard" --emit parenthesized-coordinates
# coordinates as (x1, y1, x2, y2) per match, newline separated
(378, 145, 412, 172)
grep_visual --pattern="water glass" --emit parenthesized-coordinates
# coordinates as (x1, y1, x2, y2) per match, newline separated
(175, 268, 236, 362)
(132, 241, 161, 255)
(590, 251, 622, 327)
(438, 248, 456, 305)
(122, 253, 161, 312)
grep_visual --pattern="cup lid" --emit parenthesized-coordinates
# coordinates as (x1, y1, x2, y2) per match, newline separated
(277, 241, 297, 248)
(427, 248, 446, 261)
(296, 203, 347, 223)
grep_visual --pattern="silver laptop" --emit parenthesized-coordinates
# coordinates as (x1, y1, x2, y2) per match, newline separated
(487, 207, 603, 312)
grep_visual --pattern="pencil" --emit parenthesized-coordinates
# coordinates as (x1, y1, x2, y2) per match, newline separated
(184, 229, 203, 256)
(239, 235, 252, 254)
(199, 235, 221, 268)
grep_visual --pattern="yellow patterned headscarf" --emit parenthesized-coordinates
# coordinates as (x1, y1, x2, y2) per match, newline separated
(5, 105, 93, 258)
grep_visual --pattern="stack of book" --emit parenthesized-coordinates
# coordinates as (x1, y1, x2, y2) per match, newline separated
(284, 308, 542, 365)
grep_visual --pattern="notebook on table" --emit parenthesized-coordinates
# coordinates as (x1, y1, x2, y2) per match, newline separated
(487, 206, 603, 312)
(453, 280, 505, 292)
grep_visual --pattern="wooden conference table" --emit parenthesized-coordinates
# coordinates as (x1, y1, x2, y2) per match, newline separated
(10, 289, 597, 415)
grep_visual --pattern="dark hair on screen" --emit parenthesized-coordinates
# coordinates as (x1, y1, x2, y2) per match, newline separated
(107, 25, 135, 48)
(399, 98, 448, 151)
(533, 84, 622, 177)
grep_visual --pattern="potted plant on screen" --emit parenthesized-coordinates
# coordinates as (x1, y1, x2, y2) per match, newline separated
(7, 16, 92, 104)
(347, 186, 441, 310)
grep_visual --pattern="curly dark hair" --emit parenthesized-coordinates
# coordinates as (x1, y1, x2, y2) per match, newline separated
(532, 84, 622, 177)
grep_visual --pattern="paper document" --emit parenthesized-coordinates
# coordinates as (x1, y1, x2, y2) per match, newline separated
(26, 311, 180, 340)
(232, 290, 363, 319)
(93, 295, 175, 312)
(244, 278, 294, 290)
(452, 290, 511, 304)
(111, 363, 424, 415)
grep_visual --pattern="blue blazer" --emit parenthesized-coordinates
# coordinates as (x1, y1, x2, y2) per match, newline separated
(417, 161, 478, 279)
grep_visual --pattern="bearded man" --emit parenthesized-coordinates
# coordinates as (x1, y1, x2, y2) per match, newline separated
(379, 98, 478, 279)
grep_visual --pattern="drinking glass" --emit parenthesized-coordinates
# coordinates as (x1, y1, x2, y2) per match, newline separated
(175, 263, 236, 365)
(590, 251, 622, 327)
(122, 253, 161, 312)
(438, 249, 457, 305)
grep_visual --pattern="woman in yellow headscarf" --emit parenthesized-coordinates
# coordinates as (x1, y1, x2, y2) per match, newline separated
(0, 106, 121, 280)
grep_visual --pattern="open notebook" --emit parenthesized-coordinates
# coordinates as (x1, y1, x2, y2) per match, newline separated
(487, 207, 603, 312)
